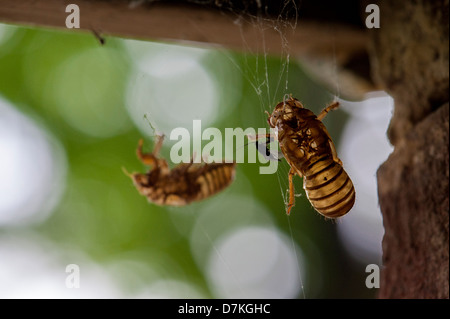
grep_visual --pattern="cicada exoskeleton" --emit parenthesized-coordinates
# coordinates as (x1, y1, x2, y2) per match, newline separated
(125, 135, 236, 206)
(266, 96, 355, 218)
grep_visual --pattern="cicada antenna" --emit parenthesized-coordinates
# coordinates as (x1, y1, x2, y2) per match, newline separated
(122, 166, 134, 179)
(143, 113, 159, 136)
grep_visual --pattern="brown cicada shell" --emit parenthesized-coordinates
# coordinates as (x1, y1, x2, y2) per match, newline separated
(125, 135, 236, 206)
(266, 95, 355, 218)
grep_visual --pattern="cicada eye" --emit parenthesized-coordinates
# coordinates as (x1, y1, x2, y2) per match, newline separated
(268, 116, 275, 127)
(267, 111, 276, 127)
(273, 111, 283, 125)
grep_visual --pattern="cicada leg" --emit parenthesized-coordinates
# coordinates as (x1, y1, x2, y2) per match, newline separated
(317, 101, 340, 121)
(136, 135, 169, 171)
(286, 167, 304, 215)
(286, 167, 296, 215)
(318, 101, 343, 165)
(178, 155, 196, 174)
(328, 139, 343, 166)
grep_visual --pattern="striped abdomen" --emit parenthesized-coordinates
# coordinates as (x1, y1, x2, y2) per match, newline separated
(194, 162, 236, 202)
(133, 162, 236, 207)
(129, 136, 236, 207)
(303, 156, 355, 218)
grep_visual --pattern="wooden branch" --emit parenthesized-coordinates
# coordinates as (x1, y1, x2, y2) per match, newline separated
(0, 0, 367, 56)
(0, 0, 375, 99)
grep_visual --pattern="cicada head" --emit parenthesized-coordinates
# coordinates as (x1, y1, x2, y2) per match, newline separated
(131, 173, 150, 188)
(268, 96, 304, 128)
(123, 167, 153, 191)
(267, 108, 282, 128)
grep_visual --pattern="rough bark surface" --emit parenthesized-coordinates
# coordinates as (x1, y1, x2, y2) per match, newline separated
(377, 104, 449, 298)
(371, 0, 449, 298)
(369, 0, 449, 145)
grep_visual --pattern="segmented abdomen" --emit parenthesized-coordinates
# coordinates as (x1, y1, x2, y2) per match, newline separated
(195, 163, 236, 201)
(146, 162, 236, 206)
(303, 156, 355, 218)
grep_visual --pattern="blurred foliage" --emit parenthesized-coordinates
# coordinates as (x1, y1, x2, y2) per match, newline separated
(0, 23, 375, 298)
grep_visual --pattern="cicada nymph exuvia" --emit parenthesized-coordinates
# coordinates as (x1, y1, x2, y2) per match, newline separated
(261, 95, 355, 218)
(125, 135, 236, 206)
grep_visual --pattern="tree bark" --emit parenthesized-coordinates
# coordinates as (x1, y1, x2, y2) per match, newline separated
(371, 0, 449, 298)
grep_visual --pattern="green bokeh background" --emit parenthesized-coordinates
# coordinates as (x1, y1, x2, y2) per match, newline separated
(0, 23, 375, 298)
